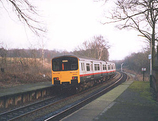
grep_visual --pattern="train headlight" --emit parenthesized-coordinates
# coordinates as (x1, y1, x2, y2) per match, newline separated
(54, 77, 59, 81)
(72, 76, 78, 80)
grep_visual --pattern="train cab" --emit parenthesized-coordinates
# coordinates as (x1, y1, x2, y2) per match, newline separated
(52, 55, 80, 85)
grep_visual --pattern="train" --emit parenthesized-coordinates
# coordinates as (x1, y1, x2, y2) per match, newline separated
(51, 55, 116, 90)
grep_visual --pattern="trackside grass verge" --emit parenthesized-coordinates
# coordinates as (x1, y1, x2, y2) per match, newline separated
(129, 81, 156, 103)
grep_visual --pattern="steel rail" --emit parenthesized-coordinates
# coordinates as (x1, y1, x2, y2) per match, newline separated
(0, 95, 64, 121)
(44, 72, 127, 121)
(0, 72, 124, 121)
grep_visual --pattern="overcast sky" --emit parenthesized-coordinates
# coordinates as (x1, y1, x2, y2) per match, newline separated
(0, 0, 147, 60)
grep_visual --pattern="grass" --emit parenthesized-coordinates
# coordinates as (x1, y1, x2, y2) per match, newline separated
(129, 81, 155, 102)
(94, 81, 158, 121)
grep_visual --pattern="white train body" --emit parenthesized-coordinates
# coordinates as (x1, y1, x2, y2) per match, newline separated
(52, 55, 116, 85)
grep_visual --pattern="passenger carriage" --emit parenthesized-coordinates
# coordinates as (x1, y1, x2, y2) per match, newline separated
(52, 55, 116, 86)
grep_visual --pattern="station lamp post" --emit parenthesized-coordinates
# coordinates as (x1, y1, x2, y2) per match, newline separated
(138, 35, 153, 87)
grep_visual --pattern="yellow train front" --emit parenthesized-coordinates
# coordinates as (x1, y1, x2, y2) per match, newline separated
(52, 55, 80, 85)
(52, 55, 116, 88)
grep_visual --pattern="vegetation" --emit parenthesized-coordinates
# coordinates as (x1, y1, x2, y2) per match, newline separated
(115, 48, 150, 81)
(0, 57, 51, 88)
(129, 81, 156, 102)
(0, 35, 110, 88)
(103, 0, 158, 67)
(0, 36, 152, 87)
(1, 0, 46, 35)
(116, 49, 149, 71)
(73, 35, 109, 61)
(0, 48, 64, 88)
(123, 50, 150, 73)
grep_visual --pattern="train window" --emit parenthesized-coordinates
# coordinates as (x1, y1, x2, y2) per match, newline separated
(103, 65, 107, 70)
(52, 57, 78, 71)
(86, 63, 90, 71)
(94, 64, 97, 71)
(53, 60, 60, 71)
(94, 64, 100, 71)
(71, 64, 77, 70)
(108, 65, 110, 70)
(81, 63, 85, 71)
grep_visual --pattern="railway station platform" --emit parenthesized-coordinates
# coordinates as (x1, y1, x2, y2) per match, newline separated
(62, 80, 158, 121)
(0, 81, 52, 97)
(0, 81, 52, 108)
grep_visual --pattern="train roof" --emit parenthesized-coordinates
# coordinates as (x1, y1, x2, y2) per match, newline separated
(52, 54, 76, 58)
(52, 54, 114, 64)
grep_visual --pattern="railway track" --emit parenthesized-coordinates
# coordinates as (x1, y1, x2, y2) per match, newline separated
(0, 95, 66, 121)
(0, 72, 127, 121)
(44, 72, 127, 121)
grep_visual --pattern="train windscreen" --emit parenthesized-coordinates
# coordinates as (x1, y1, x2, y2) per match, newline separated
(52, 57, 78, 71)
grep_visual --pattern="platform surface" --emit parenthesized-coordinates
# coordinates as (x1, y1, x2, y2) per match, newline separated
(0, 81, 52, 97)
(62, 80, 158, 121)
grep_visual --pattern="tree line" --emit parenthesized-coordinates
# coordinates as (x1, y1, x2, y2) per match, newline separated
(0, 35, 110, 85)
(115, 49, 150, 75)
(0, 35, 109, 61)
(0, 48, 60, 60)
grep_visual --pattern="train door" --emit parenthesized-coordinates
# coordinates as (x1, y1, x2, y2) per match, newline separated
(80, 61, 86, 83)
(100, 62, 103, 77)
(85, 62, 91, 81)
(91, 61, 94, 79)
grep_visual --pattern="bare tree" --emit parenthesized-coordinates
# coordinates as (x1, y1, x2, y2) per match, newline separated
(74, 35, 110, 60)
(1, 0, 46, 36)
(93, 36, 110, 60)
(0, 47, 7, 72)
(0, 43, 8, 72)
(103, 0, 158, 66)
